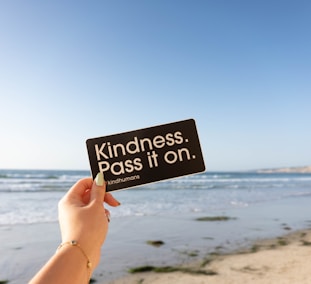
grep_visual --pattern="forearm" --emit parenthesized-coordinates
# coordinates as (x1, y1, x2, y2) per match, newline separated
(29, 243, 94, 284)
(29, 175, 116, 283)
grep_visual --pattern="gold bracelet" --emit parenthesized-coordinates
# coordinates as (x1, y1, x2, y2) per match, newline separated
(57, 240, 92, 280)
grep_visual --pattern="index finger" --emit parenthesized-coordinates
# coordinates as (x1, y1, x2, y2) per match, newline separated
(66, 177, 93, 199)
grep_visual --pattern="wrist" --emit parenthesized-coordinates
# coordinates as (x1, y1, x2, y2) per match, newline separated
(57, 240, 94, 280)
(61, 235, 102, 267)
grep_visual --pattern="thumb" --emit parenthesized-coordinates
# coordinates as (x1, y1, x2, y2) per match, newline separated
(90, 172, 106, 203)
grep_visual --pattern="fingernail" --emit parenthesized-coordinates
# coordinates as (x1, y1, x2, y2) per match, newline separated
(95, 172, 104, 186)
(112, 195, 121, 206)
(106, 211, 111, 222)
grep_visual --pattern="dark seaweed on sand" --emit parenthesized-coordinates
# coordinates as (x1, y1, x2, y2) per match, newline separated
(128, 265, 217, 276)
(146, 240, 165, 247)
(196, 216, 237, 221)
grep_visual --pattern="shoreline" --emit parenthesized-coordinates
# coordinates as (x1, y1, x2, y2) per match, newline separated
(256, 165, 311, 173)
(106, 228, 311, 284)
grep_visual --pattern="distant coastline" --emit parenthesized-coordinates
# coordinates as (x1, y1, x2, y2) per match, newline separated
(257, 165, 311, 174)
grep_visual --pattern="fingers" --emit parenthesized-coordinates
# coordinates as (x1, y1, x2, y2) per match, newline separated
(67, 174, 121, 208)
(66, 178, 93, 199)
(90, 172, 121, 207)
(104, 192, 121, 207)
(105, 209, 111, 223)
(90, 172, 106, 203)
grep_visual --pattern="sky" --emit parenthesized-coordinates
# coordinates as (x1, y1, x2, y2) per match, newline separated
(0, 0, 310, 171)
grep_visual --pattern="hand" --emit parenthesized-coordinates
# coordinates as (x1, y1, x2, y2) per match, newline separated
(58, 173, 120, 269)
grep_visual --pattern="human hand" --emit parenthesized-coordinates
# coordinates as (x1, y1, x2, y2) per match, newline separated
(58, 173, 120, 269)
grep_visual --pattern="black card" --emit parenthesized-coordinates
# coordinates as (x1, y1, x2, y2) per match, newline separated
(86, 119, 205, 191)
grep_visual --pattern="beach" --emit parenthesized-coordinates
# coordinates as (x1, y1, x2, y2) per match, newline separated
(1, 170, 311, 283)
(2, 211, 311, 284)
(107, 229, 311, 284)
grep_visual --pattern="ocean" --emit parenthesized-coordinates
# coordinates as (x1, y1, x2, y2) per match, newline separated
(1, 169, 311, 226)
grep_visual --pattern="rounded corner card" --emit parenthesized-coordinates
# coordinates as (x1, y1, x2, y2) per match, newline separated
(86, 119, 205, 192)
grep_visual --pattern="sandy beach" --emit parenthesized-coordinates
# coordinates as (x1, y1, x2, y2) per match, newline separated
(107, 229, 311, 284)
(2, 223, 311, 284)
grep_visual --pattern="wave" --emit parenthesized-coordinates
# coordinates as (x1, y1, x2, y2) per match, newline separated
(1, 170, 311, 193)
(0, 174, 79, 180)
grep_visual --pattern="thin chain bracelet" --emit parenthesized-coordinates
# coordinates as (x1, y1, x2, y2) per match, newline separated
(57, 240, 92, 282)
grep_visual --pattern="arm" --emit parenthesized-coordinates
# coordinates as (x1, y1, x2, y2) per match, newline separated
(29, 172, 120, 284)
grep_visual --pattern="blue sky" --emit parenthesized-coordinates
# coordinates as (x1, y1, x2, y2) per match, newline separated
(1, 0, 310, 171)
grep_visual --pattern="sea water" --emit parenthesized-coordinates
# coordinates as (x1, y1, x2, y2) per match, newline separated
(1, 169, 311, 226)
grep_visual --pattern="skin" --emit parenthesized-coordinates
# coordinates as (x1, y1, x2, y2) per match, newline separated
(29, 175, 120, 284)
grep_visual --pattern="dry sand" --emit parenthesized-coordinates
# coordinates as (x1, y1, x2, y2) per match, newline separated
(106, 229, 311, 284)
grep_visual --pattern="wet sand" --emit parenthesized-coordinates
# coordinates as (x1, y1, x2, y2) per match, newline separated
(107, 229, 311, 284)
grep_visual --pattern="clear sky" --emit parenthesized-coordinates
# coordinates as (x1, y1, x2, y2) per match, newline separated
(1, 0, 310, 171)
